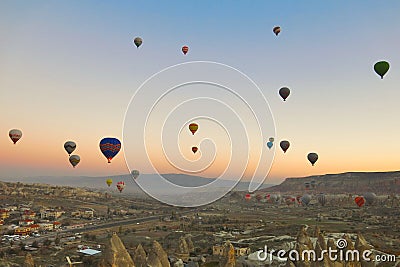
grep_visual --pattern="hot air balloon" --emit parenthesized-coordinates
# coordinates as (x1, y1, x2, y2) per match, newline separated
(317, 193, 327, 206)
(256, 194, 263, 202)
(99, 138, 121, 163)
(9, 129, 22, 144)
(269, 137, 275, 142)
(245, 194, 251, 201)
(192, 146, 198, 154)
(279, 87, 290, 101)
(301, 194, 312, 206)
(266, 141, 273, 149)
(273, 26, 281, 36)
(106, 179, 113, 187)
(133, 37, 143, 48)
(374, 61, 390, 79)
(285, 197, 296, 206)
(308, 153, 318, 166)
(310, 180, 316, 189)
(363, 192, 377, 205)
(64, 141, 76, 156)
(280, 140, 290, 153)
(116, 181, 125, 193)
(131, 170, 140, 180)
(189, 123, 198, 135)
(182, 45, 189, 55)
(265, 194, 271, 200)
(355, 196, 365, 207)
(69, 155, 80, 168)
(304, 182, 311, 190)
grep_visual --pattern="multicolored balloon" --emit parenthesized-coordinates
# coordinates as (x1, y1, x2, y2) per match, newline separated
(64, 141, 76, 156)
(99, 138, 121, 163)
(374, 61, 390, 79)
(301, 194, 312, 206)
(189, 123, 198, 135)
(182, 45, 189, 55)
(9, 129, 22, 144)
(279, 87, 290, 101)
(280, 140, 290, 153)
(133, 37, 143, 48)
(116, 181, 125, 193)
(69, 155, 80, 168)
(273, 26, 281, 36)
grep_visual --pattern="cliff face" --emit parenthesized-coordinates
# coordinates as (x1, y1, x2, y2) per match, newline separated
(264, 171, 400, 194)
(100, 233, 135, 267)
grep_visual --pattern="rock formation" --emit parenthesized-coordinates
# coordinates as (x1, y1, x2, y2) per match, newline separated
(23, 253, 35, 267)
(148, 240, 170, 267)
(219, 241, 236, 267)
(133, 244, 147, 267)
(100, 232, 135, 267)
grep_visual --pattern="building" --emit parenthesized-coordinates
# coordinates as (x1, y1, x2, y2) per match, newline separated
(213, 243, 251, 257)
(19, 219, 34, 226)
(15, 227, 31, 236)
(53, 221, 62, 229)
(71, 209, 94, 219)
(39, 223, 54, 231)
(40, 209, 64, 219)
(22, 210, 36, 220)
(29, 224, 40, 232)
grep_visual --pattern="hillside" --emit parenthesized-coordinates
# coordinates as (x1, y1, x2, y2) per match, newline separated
(262, 171, 400, 194)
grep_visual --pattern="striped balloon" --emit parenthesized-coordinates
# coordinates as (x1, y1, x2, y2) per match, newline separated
(355, 196, 365, 207)
(182, 45, 189, 55)
(99, 138, 121, 163)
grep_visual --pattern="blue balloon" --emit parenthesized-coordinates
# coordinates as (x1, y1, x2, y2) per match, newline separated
(99, 137, 121, 163)
(267, 141, 273, 149)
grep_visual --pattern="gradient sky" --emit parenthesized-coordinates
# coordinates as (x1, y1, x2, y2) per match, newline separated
(1, 1, 400, 184)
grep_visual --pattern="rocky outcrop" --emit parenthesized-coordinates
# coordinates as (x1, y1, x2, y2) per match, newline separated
(100, 233, 135, 267)
(133, 244, 147, 267)
(185, 235, 195, 253)
(23, 253, 35, 267)
(219, 241, 236, 267)
(149, 240, 170, 267)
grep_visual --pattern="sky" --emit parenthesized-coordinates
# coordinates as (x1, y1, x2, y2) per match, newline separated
(1, 1, 400, 184)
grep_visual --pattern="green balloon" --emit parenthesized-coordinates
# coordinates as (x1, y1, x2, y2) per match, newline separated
(374, 61, 390, 79)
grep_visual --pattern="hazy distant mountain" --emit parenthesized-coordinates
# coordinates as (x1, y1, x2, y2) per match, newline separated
(0, 173, 275, 195)
(261, 171, 400, 194)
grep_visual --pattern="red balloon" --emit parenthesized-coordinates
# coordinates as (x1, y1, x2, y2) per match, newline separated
(192, 146, 198, 154)
(355, 196, 365, 207)
(245, 194, 251, 200)
(182, 46, 189, 55)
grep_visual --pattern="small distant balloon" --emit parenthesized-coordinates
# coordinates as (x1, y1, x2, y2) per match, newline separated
(317, 193, 327, 206)
(131, 170, 140, 180)
(301, 194, 312, 206)
(266, 141, 273, 149)
(69, 155, 80, 168)
(273, 26, 281, 36)
(99, 138, 121, 163)
(279, 87, 290, 101)
(374, 61, 390, 79)
(307, 152, 318, 166)
(280, 140, 290, 153)
(245, 194, 251, 201)
(189, 123, 198, 135)
(133, 37, 142, 48)
(9, 129, 22, 144)
(269, 137, 275, 142)
(192, 146, 198, 154)
(363, 192, 377, 205)
(64, 141, 76, 156)
(106, 179, 113, 187)
(182, 46, 189, 55)
(355, 196, 365, 207)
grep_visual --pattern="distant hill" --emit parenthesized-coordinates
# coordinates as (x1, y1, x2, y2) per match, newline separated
(261, 171, 400, 194)
(0, 173, 274, 195)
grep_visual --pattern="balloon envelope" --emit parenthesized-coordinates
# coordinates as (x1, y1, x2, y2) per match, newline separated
(189, 123, 198, 135)
(363, 192, 377, 205)
(267, 141, 273, 149)
(64, 141, 76, 156)
(279, 87, 290, 101)
(317, 193, 327, 206)
(9, 129, 22, 144)
(106, 179, 113, 187)
(273, 26, 281, 36)
(268, 137, 274, 142)
(355, 196, 365, 207)
(133, 37, 143, 48)
(280, 140, 290, 153)
(192, 146, 198, 154)
(307, 153, 318, 166)
(99, 138, 121, 163)
(374, 61, 389, 79)
(245, 194, 251, 200)
(301, 194, 312, 206)
(69, 155, 80, 168)
(182, 46, 189, 55)
(131, 170, 140, 179)
(116, 181, 125, 193)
